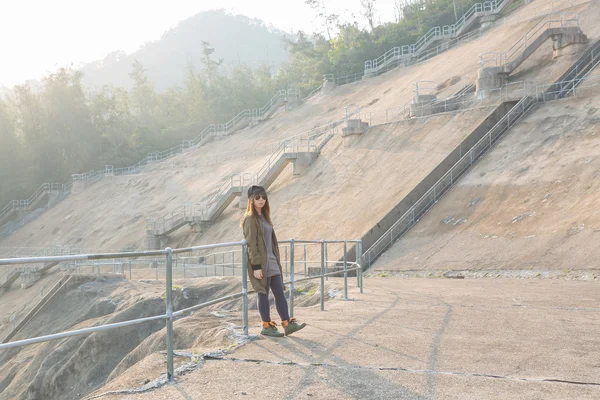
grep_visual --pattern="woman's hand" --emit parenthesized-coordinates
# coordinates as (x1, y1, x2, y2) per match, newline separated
(253, 269, 264, 280)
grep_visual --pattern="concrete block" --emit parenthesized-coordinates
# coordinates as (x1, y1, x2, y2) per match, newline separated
(239, 187, 249, 209)
(71, 180, 87, 194)
(286, 97, 301, 111)
(145, 232, 162, 250)
(293, 153, 319, 176)
(476, 67, 507, 98)
(47, 192, 64, 208)
(20, 269, 42, 289)
(410, 95, 437, 117)
(190, 221, 211, 234)
(342, 119, 369, 137)
(480, 14, 499, 29)
(552, 31, 588, 58)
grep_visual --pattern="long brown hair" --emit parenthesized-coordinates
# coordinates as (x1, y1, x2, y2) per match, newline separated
(239, 193, 273, 226)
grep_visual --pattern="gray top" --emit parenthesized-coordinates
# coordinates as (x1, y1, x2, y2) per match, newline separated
(260, 214, 281, 277)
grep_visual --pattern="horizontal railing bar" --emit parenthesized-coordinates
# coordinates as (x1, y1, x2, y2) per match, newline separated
(171, 241, 247, 254)
(0, 314, 167, 350)
(173, 292, 246, 317)
(292, 267, 361, 283)
(0, 251, 168, 265)
(279, 239, 361, 244)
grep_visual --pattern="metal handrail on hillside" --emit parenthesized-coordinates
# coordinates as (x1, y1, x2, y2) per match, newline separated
(479, 13, 580, 68)
(0, 238, 363, 382)
(365, 0, 511, 73)
(147, 129, 328, 233)
(1, 87, 302, 239)
(361, 73, 600, 268)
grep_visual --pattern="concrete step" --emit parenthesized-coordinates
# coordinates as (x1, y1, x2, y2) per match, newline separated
(2, 274, 71, 343)
(0, 270, 22, 289)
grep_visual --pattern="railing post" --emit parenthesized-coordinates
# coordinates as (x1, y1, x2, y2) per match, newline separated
(289, 239, 295, 318)
(343, 240, 348, 300)
(355, 241, 361, 288)
(320, 240, 325, 311)
(285, 246, 288, 277)
(242, 243, 249, 335)
(231, 251, 235, 276)
(304, 244, 307, 276)
(165, 247, 174, 381)
(358, 240, 364, 293)
(325, 242, 329, 281)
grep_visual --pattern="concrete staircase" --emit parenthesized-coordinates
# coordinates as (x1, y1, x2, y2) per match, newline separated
(0, 269, 22, 291)
(0, 260, 61, 292)
(145, 135, 328, 247)
(359, 42, 600, 268)
(2, 274, 71, 343)
(546, 39, 600, 98)
(477, 13, 587, 95)
(364, 0, 514, 77)
(0, 183, 70, 228)
(0, 89, 301, 241)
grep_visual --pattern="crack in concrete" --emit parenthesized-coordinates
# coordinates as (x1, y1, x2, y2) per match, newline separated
(82, 325, 257, 400)
(206, 355, 600, 387)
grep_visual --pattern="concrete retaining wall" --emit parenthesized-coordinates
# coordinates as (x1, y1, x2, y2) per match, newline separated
(350, 102, 518, 267)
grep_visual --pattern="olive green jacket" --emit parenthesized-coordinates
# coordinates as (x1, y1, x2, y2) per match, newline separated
(242, 214, 283, 294)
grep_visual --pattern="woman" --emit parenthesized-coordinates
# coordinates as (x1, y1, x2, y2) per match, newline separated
(240, 185, 306, 337)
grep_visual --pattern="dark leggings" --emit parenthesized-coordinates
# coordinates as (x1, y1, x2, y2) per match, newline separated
(257, 274, 290, 322)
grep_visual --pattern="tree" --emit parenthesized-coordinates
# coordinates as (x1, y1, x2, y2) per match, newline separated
(200, 41, 223, 86)
(304, 0, 339, 41)
(129, 60, 156, 118)
(275, 32, 331, 91)
(89, 85, 134, 159)
(0, 98, 24, 203)
(360, 0, 377, 31)
(41, 68, 100, 173)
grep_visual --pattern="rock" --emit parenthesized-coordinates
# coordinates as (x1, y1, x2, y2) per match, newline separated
(468, 198, 481, 207)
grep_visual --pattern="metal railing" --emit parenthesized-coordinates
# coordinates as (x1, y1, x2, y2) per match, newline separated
(302, 85, 323, 101)
(498, 0, 590, 28)
(363, 80, 528, 126)
(479, 12, 580, 69)
(324, 0, 590, 88)
(0, 182, 70, 222)
(0, 238, 363, 382)
(147, 120, 343, 235)
(361, 73, 600, 268)
(364, 0, 511, 74)
(0, 89, 303, 239)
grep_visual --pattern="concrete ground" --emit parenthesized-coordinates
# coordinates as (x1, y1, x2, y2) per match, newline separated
(95, 276, 600, 400)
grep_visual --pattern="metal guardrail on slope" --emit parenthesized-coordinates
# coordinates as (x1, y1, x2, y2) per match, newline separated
(361, 72, 600, 268)
(0, 238, 364, 383)
(479, 12, 580, 69)
(364, 0, 512, 74)
(0, 89, 302, 239)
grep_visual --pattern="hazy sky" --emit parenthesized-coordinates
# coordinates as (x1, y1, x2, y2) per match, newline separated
(0, 0, 399, 87)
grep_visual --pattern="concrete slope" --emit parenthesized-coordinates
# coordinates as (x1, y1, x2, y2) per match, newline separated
(374, 90, 600, 272)
(91, 278, 600, 400)
(173, 108, 495, 257)
(0, 0, 596, 255)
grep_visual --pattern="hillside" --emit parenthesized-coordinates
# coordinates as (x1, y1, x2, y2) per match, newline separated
(374, 86, 600, 273)
(1, 0, 596, 255)
(81, 9, 290, 90)
(2, 0, 600, 398)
